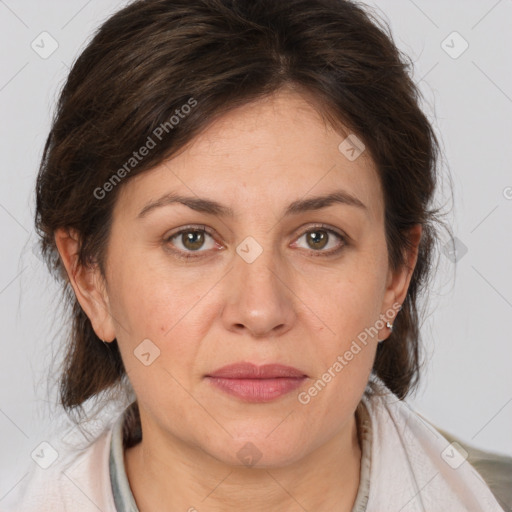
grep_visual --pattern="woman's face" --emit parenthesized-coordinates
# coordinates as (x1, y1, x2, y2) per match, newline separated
(80, 89, 418, 467)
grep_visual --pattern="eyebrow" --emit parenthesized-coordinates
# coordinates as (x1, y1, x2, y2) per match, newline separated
(137, 190, 367, 219)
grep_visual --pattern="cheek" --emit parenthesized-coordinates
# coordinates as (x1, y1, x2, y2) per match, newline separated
(300, 257, 383, 338)
(292, 252, 384, 392)
(108, 263, 207, 414)
(296, 273, 380, 420)
(107, 246, 202, 336)
(106, 250, 222, 384)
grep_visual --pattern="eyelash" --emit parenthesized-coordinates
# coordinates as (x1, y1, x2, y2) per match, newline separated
(164, 223, 348, 261)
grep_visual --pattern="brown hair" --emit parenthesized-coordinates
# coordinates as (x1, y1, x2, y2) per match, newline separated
(35, 0, 453, 425)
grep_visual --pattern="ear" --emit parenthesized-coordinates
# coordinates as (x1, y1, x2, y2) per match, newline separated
(378, 224, 422, 336)
(54, 228, 116, 343)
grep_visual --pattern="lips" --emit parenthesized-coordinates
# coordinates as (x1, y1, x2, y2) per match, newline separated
(205, 362, 308, 402)
(206, 362, 307, 379)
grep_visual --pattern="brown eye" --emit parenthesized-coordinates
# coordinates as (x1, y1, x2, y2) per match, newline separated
(180, 230, 206, 251)
(166, 227, 218, 258)
(293, 226, 347, 256)
(306, 230, 329, 250)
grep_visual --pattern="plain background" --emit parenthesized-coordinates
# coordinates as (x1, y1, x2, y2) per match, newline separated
(1, 0, 511, 499)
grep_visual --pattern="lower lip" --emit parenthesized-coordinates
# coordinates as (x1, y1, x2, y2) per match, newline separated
(205, 376, 307, 402)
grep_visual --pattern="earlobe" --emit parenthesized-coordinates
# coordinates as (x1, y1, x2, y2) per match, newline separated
(54, 228, 116, 342)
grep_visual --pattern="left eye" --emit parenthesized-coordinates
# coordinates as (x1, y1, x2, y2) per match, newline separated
(292, 227, 346, 255)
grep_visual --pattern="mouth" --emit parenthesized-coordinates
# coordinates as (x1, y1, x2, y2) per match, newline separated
(204, 362, 308, 403)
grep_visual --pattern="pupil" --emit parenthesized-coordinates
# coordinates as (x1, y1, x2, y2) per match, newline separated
(309, 230, 327, 249)
(183, 231, 204, 250)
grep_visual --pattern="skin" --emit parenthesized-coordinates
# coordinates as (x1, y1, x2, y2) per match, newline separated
(55, 88, 421, 512)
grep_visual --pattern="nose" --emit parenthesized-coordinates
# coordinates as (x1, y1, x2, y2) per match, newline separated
(221, 241, 297, 339)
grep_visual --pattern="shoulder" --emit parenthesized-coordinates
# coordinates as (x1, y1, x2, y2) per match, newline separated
(361, 376, 510, 512)
(1, 422, 118, 512)
(422, 419, 512, 512)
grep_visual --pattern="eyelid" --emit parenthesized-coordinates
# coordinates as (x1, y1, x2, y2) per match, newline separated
(292, 222, 348, 241)
(164, 224, 219, 246)
(164, 224, 215, 240)
(164, 223, 348, 259)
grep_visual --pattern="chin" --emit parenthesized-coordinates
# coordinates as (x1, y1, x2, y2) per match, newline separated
(207, 434, 306, 470)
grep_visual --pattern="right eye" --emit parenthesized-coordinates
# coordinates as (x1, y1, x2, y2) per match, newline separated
(164, 225, 221, 259)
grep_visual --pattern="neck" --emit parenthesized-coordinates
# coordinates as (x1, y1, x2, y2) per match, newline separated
(124, 411, 362, 512)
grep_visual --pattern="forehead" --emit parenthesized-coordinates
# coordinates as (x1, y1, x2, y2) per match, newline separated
(117, 89, 384, 223)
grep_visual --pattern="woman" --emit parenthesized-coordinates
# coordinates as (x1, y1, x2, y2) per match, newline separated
(3, 0, 510, 510)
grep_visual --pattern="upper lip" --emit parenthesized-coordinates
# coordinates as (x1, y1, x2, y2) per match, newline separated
(206, 362, 307, 379)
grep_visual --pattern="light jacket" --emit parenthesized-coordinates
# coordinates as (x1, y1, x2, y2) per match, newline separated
(1, 376, 510, 511)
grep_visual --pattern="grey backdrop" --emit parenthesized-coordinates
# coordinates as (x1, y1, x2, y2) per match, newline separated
(1, 0, 511, 500)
